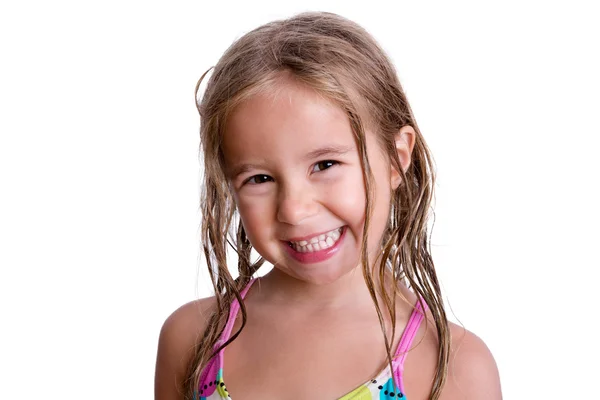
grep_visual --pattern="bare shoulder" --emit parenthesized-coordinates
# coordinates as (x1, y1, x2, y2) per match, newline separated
(154, 296, 217, 400)
(444, 322, 502, 399)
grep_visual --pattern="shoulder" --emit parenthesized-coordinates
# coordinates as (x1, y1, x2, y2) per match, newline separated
(154, 296, 217, 400)
(445, 322, 502, 399)
(159, 296, 217, 345)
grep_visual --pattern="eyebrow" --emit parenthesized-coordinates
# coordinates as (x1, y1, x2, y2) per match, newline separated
(303, 145, 354, 161)
(227, 163, 263, 180)
(227, 145, 354, 180)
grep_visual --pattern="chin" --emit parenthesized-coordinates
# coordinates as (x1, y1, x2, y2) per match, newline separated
(286, 262, 361, 286)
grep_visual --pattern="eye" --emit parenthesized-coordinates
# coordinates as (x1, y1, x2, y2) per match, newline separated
(245, 174, 273, 185)
(312, 160, 338, 173)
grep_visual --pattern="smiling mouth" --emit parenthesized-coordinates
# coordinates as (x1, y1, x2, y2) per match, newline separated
(287, 227, 344, 253)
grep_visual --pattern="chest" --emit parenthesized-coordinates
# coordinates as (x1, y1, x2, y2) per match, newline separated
(221, 311, 396, 400)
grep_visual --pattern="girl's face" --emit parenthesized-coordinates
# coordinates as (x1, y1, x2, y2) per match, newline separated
(223, 79, 411, 285)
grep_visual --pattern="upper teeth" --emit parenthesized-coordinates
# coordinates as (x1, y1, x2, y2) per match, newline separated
(289, 228, 342, 253)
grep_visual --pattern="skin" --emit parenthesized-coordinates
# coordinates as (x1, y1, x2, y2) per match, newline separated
(155, 78, 502, 399)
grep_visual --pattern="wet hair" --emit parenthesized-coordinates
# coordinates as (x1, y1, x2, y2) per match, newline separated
(186, 11, 449, 399)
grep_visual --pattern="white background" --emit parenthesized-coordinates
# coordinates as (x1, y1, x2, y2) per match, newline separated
(1, 1, 598, 398)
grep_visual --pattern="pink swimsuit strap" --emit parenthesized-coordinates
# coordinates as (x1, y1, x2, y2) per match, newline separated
(219, 278, 258, 345)
(394, 298, 427, 365)
(392, 298, 427, 393)
(198, 279, 258, 388)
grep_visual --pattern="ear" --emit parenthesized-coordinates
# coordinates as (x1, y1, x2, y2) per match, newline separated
(390, 125, 416, 189)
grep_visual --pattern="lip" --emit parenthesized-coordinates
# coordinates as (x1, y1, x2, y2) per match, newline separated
(282, 226, 346, 264)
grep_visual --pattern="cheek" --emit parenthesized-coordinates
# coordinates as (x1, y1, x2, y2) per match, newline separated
(237, 211, 271, 257)
(368, 169, 394, 249)
(324, 170, 367, 224)
(234, 194, 273, 245)
(373, 189, 392, 231)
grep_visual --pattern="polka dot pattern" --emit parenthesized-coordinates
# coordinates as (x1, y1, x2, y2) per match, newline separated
(198, 369, 406, 400)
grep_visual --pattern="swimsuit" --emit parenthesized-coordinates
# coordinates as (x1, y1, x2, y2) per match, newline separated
(197, 278, 425, 400)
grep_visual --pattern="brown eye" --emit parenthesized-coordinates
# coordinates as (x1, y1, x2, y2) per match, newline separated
(312, 160, 337, 172)
(246, 174, 273, 185)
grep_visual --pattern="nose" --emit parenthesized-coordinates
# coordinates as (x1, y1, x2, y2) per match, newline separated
(276, 184, 318, 225)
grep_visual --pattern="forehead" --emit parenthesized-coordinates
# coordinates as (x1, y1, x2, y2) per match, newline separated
(222, 81, 357, 170)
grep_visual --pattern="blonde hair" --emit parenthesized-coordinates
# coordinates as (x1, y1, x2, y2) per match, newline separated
(187, 11, 449, 399)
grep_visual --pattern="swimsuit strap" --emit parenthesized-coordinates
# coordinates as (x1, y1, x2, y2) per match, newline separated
(394, 298, 427, 367)
(198, 279, 257, 394)
(391, 298, 427, 394)
(219, 278, 257, 344)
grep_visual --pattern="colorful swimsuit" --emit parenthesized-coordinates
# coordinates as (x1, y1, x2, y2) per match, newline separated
(197, 278, 425, 400)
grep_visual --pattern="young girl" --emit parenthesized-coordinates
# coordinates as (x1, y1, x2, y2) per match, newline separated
(155, 11, 501, 400)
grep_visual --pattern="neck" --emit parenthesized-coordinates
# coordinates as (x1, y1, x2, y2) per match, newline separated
(254, 264, 393, 312)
